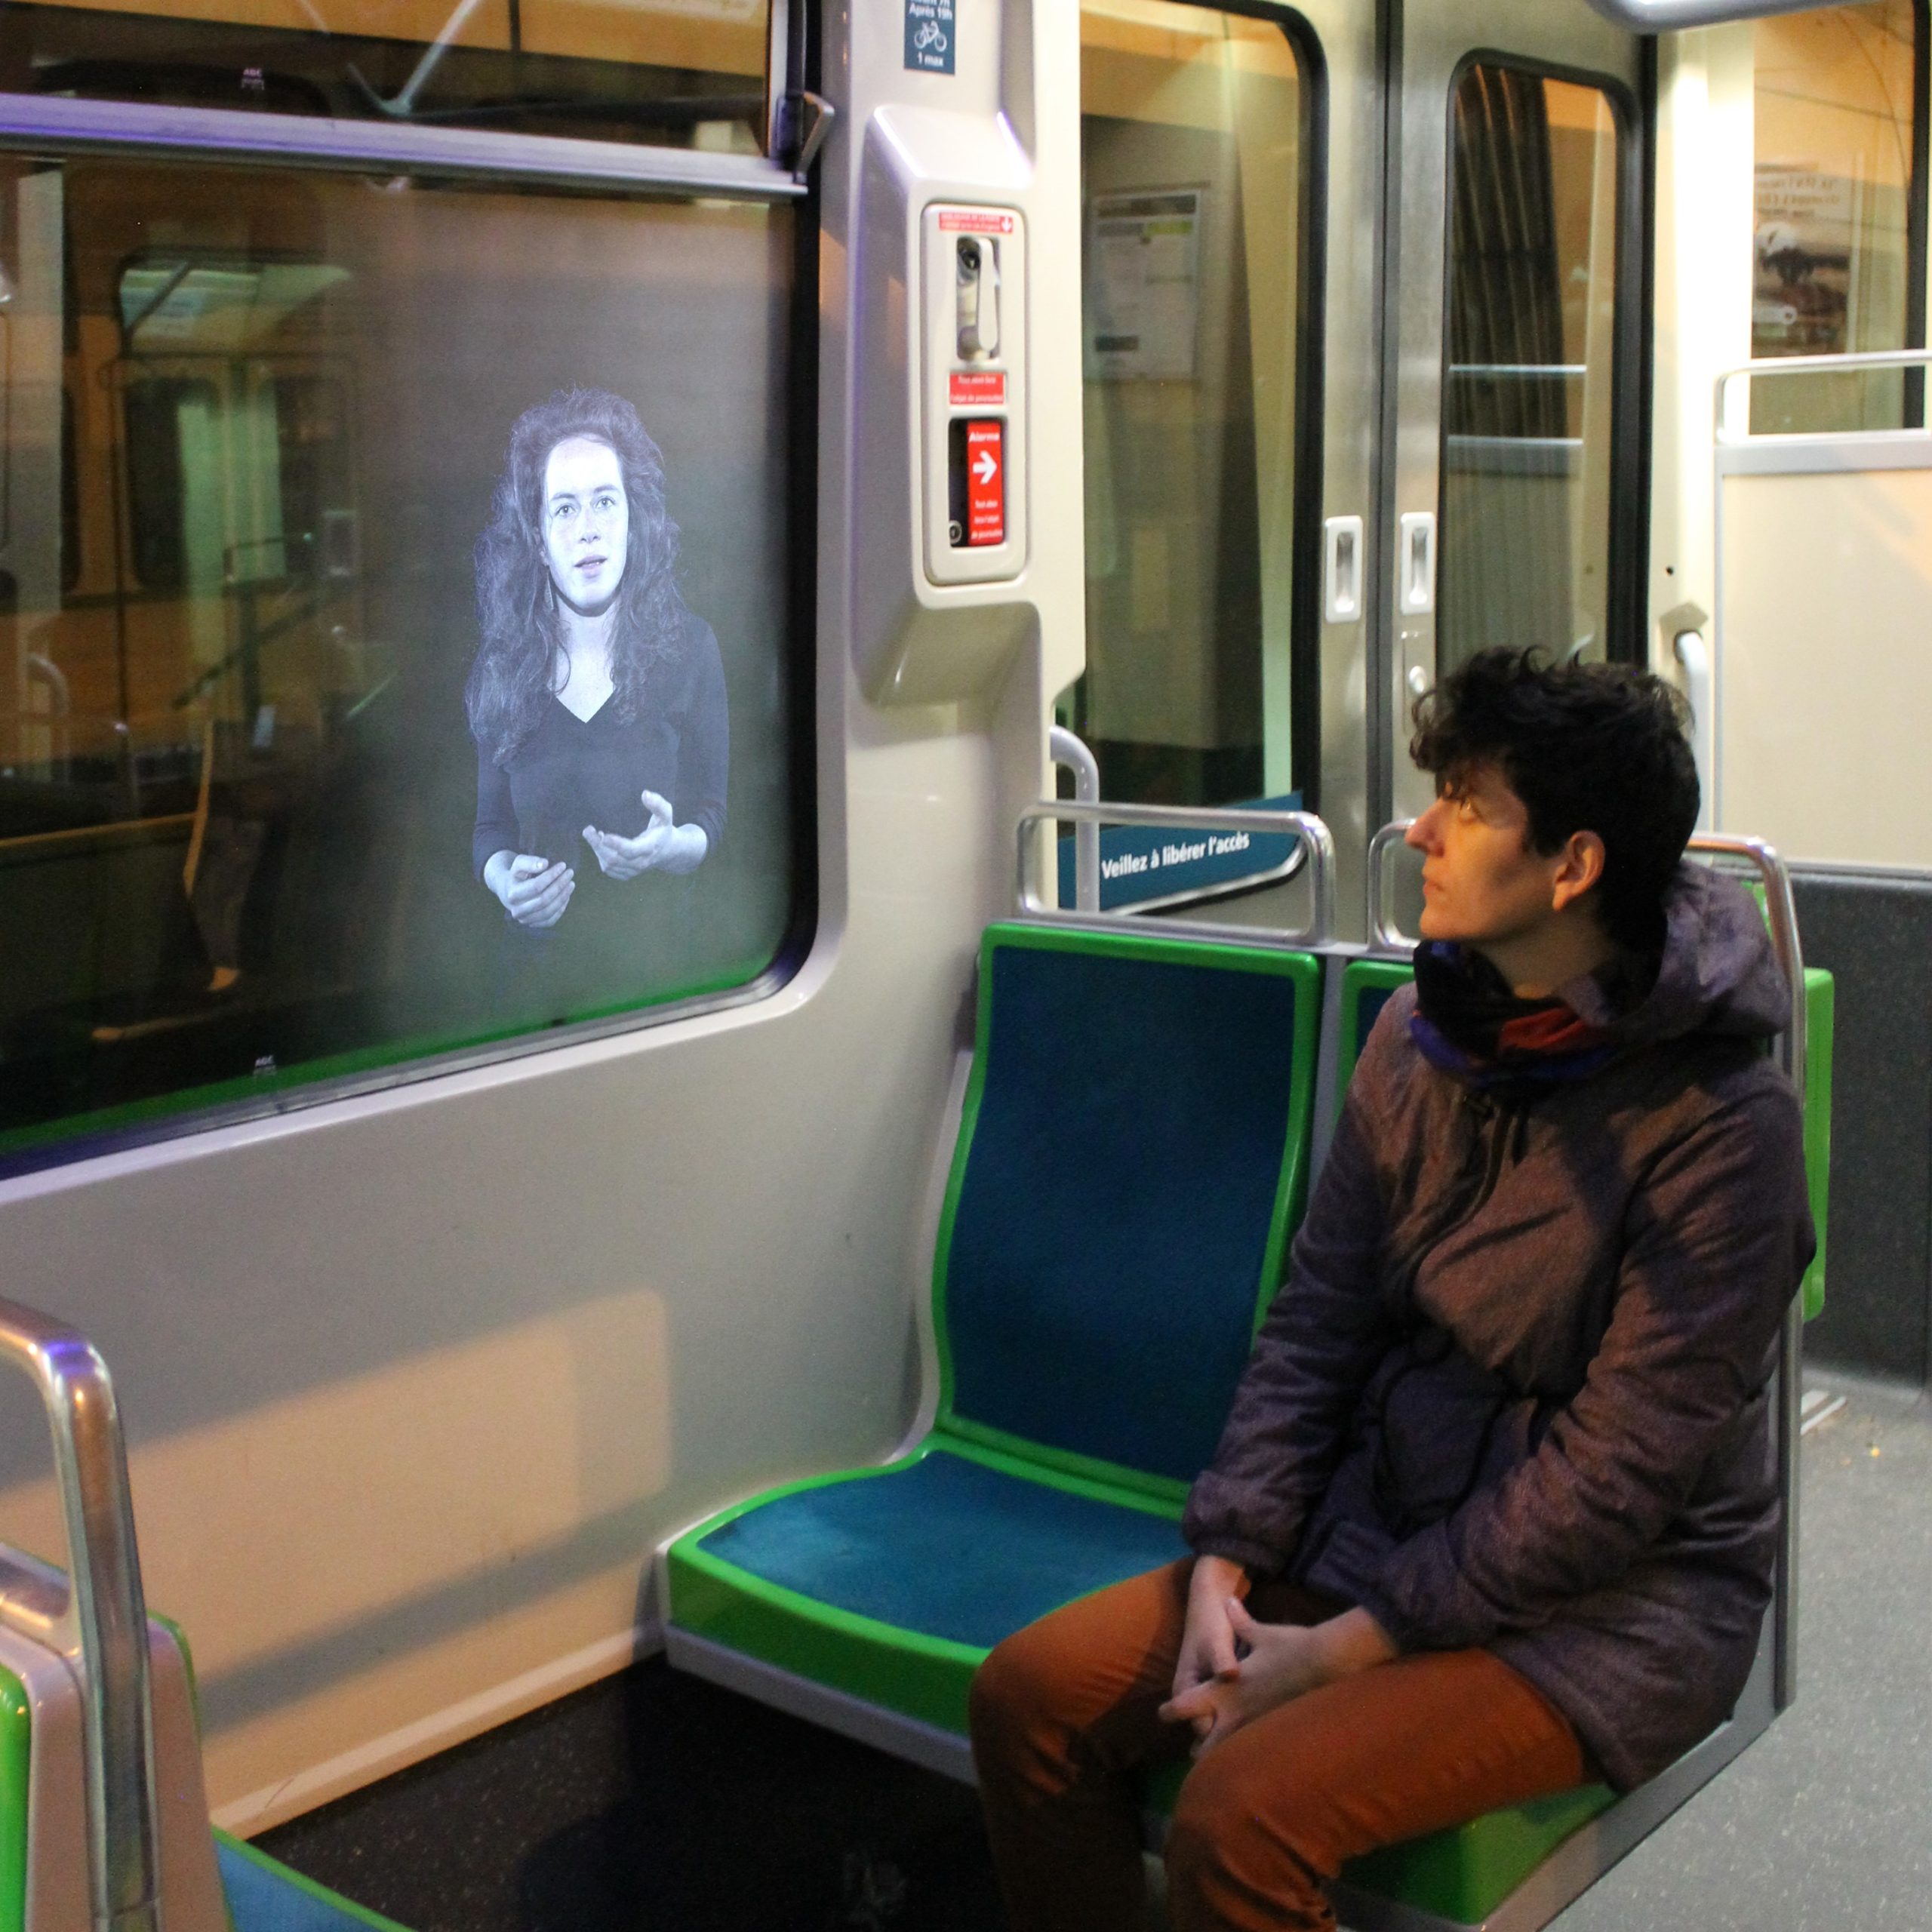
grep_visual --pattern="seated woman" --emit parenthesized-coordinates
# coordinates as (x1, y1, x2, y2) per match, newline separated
(970, 648, 1814, 1932)
(466, 387, 727, 1002)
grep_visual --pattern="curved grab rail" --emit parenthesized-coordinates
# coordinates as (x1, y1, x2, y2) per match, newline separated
(1367, 822, 1807, 1077)
(0, 1298, 160, 1932)
(1048, 727, 1101, 915)
(1689, 834, 1805, 1093)
(1366, 820, 1419, 954)
(1016, 801, 1336, 946)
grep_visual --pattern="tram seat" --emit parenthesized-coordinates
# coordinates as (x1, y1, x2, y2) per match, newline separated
(664, 920, 1321, 1747)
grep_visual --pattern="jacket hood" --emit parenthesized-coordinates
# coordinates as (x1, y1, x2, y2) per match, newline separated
(1567, 860, 1792, 1051)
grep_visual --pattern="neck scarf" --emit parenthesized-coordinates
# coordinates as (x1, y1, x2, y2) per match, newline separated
(1410, 942, 1622, 1091)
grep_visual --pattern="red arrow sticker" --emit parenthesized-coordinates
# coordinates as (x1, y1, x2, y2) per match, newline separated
(964, 420, 1004, 546)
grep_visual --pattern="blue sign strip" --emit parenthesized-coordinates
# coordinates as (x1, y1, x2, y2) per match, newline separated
(1057, 793, 1304, 912)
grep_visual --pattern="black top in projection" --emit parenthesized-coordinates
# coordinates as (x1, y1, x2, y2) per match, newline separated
(940, 930, 1316, 1486)
(472, 612, 729, 889)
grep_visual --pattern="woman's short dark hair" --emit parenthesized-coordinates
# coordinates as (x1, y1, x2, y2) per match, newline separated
(1410, 648, 1700, 952)
(466, 388, 690, 765)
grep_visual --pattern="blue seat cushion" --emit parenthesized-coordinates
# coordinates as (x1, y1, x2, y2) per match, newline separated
(669, 1445, 1188, 1730)
(218, 1832, 411, 1931)
(694, 1447, 1187, 1647)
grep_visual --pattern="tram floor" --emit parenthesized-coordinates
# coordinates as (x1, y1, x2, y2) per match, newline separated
(257, 1375, 1932, 1932)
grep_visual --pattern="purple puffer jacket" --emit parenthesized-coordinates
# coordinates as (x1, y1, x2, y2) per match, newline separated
(1183, 863, 1816, 1789)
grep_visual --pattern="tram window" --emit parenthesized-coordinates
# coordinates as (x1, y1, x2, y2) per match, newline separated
(1067, 0, 1309, 808)
(0, 0, 769, 154)
(1440, 66, 1624, 672)
(0, 155, 800, 1161)
(1752, 1, 1927, 433)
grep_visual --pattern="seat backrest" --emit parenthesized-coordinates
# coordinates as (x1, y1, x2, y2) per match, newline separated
(934, 923, 1320, 1494)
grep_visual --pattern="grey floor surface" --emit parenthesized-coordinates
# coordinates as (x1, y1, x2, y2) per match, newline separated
(1546, 1375, 1932, 1932)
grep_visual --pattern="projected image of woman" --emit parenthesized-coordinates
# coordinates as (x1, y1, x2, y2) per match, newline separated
(466, 389, 726, 971)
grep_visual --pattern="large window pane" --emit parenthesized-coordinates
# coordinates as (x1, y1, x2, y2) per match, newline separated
(0, 0, 768, 152)
(1070, 0, 1306, 809)
(0, 156, 798, 1158)
(1752, 1, 1924, 432)
(1441, 66, 1623, 669)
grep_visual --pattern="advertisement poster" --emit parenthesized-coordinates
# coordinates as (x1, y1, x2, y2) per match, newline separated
(1753, 160, 1857, 355)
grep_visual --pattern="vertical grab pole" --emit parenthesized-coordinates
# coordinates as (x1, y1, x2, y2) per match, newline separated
(0, 1299, 162, 1932)
(1048, 725, 1101, 913)
(1687, 835, 1806, 1712)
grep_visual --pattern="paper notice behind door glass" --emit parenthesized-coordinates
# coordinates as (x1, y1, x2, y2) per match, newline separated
(1086, 189, 1202, 382)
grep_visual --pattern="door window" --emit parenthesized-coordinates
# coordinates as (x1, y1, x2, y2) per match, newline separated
(1439, 64, 1625, 669)
(1071, 0, 1312, 809)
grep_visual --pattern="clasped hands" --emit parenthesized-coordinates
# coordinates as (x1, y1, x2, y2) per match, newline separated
(1158, 1555, 1398, 1760)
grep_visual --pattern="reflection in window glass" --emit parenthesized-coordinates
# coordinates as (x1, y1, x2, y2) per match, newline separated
(0, 157, 798, 1158)
(0, 0, 768, 152)
(1441, 66, 1622, 670)
(1069, 0, 1305, 809)
(1752, 2, 1924, 432)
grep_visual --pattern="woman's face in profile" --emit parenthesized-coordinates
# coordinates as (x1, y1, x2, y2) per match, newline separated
(541, 435, 629, 617)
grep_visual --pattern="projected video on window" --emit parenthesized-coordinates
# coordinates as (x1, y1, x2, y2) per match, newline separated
(467, 390, 730, 1001)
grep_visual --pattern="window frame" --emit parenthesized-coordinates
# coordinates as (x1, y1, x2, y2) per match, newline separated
(0, 78, 823, 1181)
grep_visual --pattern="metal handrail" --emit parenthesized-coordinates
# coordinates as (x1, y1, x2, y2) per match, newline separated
(1366, 819, 1419, 954)
(1016, 801, 1336, 946)
(1048, 727, 1101, 915)
(1714, 344, 1932, 431)
(1367, 820, 1807, 1063)
(0, 1298, 160, 1932)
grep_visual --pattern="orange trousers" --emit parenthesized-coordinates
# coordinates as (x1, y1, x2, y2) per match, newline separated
(969, 1559, 1585, 1932)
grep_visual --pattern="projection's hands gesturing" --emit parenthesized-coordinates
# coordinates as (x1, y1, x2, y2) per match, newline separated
(583, 789, 709, 879)
(485, 851, 574, 928)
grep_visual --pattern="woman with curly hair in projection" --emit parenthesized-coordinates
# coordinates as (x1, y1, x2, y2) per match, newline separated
(466, 389, 726, 990)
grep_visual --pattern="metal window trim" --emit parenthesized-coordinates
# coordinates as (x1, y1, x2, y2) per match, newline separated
(0, 92, 808, 198)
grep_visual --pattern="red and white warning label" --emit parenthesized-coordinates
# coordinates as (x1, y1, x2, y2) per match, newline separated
(949, 369, 1007, 407)
(939, 208, 1017, 235)
(964, 419, 1004, 546)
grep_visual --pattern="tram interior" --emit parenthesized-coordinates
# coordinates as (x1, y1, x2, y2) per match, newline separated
(1, 0, 1930, 1927)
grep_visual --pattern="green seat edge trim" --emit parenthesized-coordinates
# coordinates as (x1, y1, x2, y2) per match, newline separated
(931, 924, 1325, 1490)
(1144, 1755, 1615, 1927)
(1336, 958, 1418, 1116)
(0, 1663, 28, 1932)
(214, 1830, 417, 1932)
(1340, 1780, 1618, 1924)
(1801, 968, 1832, 1322)
(666, 1432, 1183, 1736)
